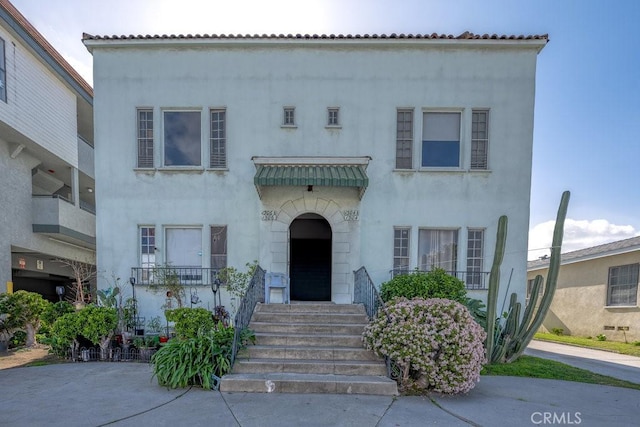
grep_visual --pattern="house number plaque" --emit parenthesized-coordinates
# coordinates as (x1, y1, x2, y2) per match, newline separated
(261, 210, 278, 221)
(342, 210, 359, 221)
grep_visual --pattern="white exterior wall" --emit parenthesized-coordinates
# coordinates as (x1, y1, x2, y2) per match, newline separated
(90, 39, 542, 318)
(0, 26, 78, 167)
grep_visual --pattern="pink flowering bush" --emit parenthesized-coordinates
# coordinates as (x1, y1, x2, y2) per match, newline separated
(363, 298, 486, 394)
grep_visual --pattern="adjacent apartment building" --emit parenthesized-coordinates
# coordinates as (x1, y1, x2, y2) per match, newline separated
(528, 236, 640, 341)
(84, 31, 547, 318)
(0, 0, 95, 300)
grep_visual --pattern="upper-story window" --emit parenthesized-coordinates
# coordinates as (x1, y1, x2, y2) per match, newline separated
(422, 112, 461, 168)
(137, 109, 154, 168)
(0, 38, 7, 103)
(164, 110, 201, 166)
(607, 264, 639, 306)
(327, 108, 339, 126)
(210, 109, 226, 168)
(471, 110, 489, 170)
(395, 109, 413, 169)
(283, 107, 295, 126)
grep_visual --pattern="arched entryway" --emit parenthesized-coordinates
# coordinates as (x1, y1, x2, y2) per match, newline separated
(289, 213, 332, 301)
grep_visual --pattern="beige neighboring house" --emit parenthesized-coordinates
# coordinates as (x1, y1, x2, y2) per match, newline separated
(527, 236, 640, 342)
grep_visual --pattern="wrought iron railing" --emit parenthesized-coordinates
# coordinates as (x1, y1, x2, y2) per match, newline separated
(229, 265, 265, 367)
(353, 266, 386, 320)
(389, 269, 491, 290)
(353, 267, 399, 380)
(130, 267, 221, 286)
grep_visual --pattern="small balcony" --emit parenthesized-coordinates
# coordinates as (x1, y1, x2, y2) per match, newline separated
(131, 266, 221, 287)
(32, 195, 96, 249)
(389, 269, 490, 290)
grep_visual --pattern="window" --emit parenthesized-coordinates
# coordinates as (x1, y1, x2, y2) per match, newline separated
(211, 226, 227, 272)
(210, 109, 226, 168)
(422, 112, 460, 167)
(0, 38, 6, 102)
(137, 109, 154, 168)
(396, 109, 413, 169)
(140, 227, 156, 281)
(466, 229, 484, 289)
(393, 228, 410, 276)
(471, 110, 489, 170)
(283, 107, 295, 126)
(607, 264, 639, 306)
(165, 228, 202, 267)
(418, 229, 458, 271)
(163, 111, 201, 166)
(327, 108, 339, 126)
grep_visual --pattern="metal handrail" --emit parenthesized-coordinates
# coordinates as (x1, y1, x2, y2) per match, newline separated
(229, 265, 265, 367)
(130, 267, 221, 287)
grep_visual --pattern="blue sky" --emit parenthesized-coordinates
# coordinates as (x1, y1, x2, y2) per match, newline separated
(11, 0, 640, 259)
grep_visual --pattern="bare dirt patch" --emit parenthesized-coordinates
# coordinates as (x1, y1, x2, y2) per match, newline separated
(0, 346, 63, 370)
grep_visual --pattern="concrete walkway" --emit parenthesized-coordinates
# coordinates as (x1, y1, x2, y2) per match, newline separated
(2, 349, 640, 427)
(525, 339, 640, 383)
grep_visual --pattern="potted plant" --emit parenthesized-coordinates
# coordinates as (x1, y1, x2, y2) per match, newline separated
(134, 335, 158, 362)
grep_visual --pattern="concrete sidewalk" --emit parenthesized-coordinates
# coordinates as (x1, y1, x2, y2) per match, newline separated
(525, 339, 640, 384)
(1, 361, 639, 427)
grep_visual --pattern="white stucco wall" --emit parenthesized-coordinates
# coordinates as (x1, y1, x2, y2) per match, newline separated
(89, 38, 543, 318)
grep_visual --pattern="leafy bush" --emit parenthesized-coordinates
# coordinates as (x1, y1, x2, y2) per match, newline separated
(0, 291, 50, 347)
(380, 269, 467, 304)
(551, 328, 564, 336)
(165, 307, 216, 339)
(363, 298, 486, 394)
(151, 323, 254, 389)
(596, 334, 607, 341)
(50, 311, 81, 356)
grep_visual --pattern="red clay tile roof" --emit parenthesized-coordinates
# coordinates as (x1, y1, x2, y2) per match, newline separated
(1, 0, 93, 97)
(82, 31, 548, 42)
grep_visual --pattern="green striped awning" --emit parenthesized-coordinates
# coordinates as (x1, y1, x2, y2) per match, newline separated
(254, 165, 369, 188)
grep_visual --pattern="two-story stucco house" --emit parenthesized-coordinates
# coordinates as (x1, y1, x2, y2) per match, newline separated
(83, 31, 547, 319)
(0, 0, 95, 300)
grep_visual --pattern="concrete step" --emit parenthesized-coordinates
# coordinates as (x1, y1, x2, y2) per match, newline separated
(254, 332, 364, 347)
(251, 311, 369, 324)
(241, 345, 380, 361)
(220, 373, 398, 395)
(250, 322, 366, 335)
(232, 358, 388, 376)
(255, 302, 367, 315)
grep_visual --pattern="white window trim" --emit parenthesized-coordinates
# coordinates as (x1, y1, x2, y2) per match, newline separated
(326, 107, 341, 128)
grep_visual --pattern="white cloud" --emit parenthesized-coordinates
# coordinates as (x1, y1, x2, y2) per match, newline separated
(528, 219, 639, 260)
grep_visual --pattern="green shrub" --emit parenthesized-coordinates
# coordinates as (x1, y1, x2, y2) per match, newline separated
(151, 323, 254, 389)
(633, 341, 640, 346)
(50, 312, 81, 356)
(363, 298, 486, 394)
(165, 307, 216, 339)
(380, 268, 467, 304)
(0, 291, 49, 347)
(10, 330, 26, 348)
(551, 328, 564, 336)
(596, 334, 607, 341)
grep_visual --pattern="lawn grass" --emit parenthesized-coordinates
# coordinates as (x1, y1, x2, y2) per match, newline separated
(534, 332, 640, 357)
(482, 355, 640, 391)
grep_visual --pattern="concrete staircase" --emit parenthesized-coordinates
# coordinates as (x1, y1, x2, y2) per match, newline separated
(220, 302, 398, 395)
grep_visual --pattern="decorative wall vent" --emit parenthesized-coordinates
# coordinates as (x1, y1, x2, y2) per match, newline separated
(603, 325, 615, 331)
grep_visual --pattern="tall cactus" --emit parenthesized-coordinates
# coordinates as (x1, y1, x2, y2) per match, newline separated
(486, 191, 570, 363)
